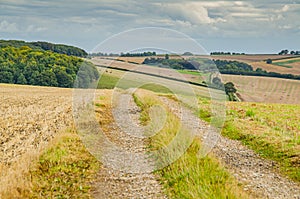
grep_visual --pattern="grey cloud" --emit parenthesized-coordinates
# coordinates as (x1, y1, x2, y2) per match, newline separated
(0, 0, 299, 52)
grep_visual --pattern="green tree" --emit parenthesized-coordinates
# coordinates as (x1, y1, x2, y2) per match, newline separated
(266, 59, 272, 64)
(224, 82, 237, 94)
(16, 73, 27, 84)
(0, 71, 14, 83)
(55, 70, 73, 87)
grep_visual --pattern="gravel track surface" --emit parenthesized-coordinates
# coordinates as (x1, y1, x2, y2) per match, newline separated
(160, 96, 300, 199)
(92, 91, 167, 199)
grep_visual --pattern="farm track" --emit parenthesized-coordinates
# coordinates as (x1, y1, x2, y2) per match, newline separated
(92, 91, 167, 199)
(1, 84, 299, 198)
(160, 96, 300, 199)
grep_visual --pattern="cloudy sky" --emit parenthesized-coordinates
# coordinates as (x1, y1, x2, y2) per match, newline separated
(0, 0, 299, 54)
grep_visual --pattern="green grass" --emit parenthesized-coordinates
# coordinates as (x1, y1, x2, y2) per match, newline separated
(178, 70, 202, 75)
(140, 83, 173, 94)
(194, 98, 300, 182)
(30, 129, 100, 198)
(98, 73, 120, 89)
(273, 58, 300, 68)
(133, 89, 248, 199)
(98, 70, 173, 94)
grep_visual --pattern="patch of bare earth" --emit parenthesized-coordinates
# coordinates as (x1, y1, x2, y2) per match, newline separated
(92, 91, 167, 199)
(160, 96, 300, 199)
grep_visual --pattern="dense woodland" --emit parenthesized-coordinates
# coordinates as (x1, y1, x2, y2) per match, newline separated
(0, 46, 98, 88)
(0, 40, 88, 57)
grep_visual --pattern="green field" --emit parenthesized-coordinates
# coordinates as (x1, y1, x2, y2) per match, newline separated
(273, 58, 300, 68)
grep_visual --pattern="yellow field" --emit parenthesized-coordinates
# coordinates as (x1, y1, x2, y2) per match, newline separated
(222, 75, 300, 104)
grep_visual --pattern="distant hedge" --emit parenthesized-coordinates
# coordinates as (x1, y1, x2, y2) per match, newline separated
(0, 46, 98, 88)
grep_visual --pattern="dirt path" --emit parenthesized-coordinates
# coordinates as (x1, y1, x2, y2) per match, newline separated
(160, 96, 300, 199)
(92, 91, 167, 199)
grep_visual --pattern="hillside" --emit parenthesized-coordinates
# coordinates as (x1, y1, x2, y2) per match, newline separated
(0, 46, 98, 88)
(0, 40, 88, 57)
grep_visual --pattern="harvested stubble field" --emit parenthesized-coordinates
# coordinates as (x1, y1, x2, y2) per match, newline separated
(0, 84, 73, 165)
(222, 75, 300, 104)
(251, 61, 300, 75)
(0, 84, 74, 196)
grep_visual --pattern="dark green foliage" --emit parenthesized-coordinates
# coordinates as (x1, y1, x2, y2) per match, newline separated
(120, 51, 156, 57)
(165, 54, 169, 60)
(210, 52, 245, 55)
(224, 82, 237, 94)
(143, 58, 198, 70)
(224, 82, 239, 101)
(214, 59, 300, 80)
(214, 60, 253, 72)
(0, 46, 99, 88)
(0, 40, 88, 57)
(278, 49, 289, 55)
(278, 49, 300, 55)
(266, 59, 272, 64)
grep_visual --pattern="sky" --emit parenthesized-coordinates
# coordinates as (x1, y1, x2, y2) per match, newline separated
(0, 0, 300, 54)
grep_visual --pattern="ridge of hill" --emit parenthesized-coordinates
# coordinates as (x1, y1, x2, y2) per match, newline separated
(0, 39, 88, 57)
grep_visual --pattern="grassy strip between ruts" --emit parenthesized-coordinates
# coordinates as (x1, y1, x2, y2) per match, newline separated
(29, 128, 100, 198)
(193, 97, 300, 182)
(133, 89, 248, 199)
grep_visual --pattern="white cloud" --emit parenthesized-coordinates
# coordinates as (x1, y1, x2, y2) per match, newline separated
(160, 2, 226, 25)
(281, 5, 290, 12)
(0, 20, 18, 32)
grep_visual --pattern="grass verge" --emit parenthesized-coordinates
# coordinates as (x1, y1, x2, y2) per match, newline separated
(195, 98, 300, 182)
(133, 89, 248, 198)
(29, 128, 100, 198)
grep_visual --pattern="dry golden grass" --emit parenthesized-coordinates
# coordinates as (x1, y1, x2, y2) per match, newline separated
(225, 101, 300, 181)
(221, 75, 300, 104)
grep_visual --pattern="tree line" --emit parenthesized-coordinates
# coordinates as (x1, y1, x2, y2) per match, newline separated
(120, 51, 156, 57)
(0, 40, 88, 57)
(278, 49, 300, 55)
(0, 46, 99, 88)
(210, 52, 245, 55)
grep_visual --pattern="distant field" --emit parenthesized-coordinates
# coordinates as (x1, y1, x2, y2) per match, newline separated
(99, 55, 300, 76)
(273, 57, 300, 68)
(104, 55, 183, 64)
(93, 57, 300, 104)
(251, 58, 300, 75)
(102, 54, 296, 64)
(222, 75, 300, 104)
